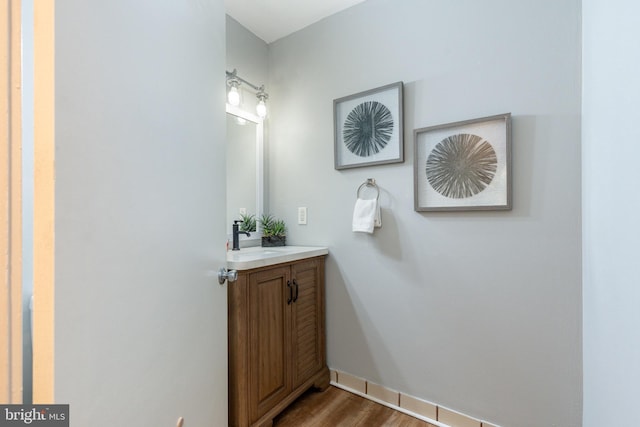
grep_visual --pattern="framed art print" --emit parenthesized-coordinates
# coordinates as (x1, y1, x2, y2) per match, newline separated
(334, 82, 404, 170)
(414, 113, 512, 211)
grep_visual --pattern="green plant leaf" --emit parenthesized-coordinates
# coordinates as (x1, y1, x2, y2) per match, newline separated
(239, 213, 256, 232)
(259, 213, 285, 237)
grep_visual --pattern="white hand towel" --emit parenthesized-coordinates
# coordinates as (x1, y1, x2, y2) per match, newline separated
(352, 198, 381, 233)
(374, 203, 382, 228)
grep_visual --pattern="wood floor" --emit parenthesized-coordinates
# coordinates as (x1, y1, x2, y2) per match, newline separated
(273, 386, 438, 427)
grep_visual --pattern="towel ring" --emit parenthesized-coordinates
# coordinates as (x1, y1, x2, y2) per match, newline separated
(357, 178, 380, 201)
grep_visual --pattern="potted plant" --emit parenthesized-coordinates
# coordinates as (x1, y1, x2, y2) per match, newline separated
(259, 213, 286, 247)
(239, 212, 257, 233)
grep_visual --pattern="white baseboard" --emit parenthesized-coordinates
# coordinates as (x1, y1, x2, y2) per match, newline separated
(329, 369, 500, 427)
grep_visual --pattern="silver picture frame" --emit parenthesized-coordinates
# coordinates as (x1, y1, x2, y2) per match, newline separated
(334, 82, 404, 170)
(414, 113, 512, 212)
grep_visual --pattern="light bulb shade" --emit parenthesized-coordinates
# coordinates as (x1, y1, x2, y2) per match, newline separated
(256, 99, 267, 118)
(228, 86, 240, 106)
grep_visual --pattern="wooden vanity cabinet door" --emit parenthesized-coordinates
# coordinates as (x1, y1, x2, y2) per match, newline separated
(291, 258, 326, 389)
(229, 256, 328, 427)
(248, 265, 292, 423)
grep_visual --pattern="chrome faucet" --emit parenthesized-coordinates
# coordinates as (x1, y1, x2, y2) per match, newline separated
(232, 220, 250, 251)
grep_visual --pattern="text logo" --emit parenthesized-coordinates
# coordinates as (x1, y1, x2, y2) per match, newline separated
(0, 405, 69, 426)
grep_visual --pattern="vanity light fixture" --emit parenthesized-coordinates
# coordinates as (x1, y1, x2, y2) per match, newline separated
(256, 87, 268, 118)
(227, 77, 241, 106)
(226, 68, 269, 118)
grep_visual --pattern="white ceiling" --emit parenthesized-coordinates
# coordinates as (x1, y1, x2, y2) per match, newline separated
(225, 0, 367, 44)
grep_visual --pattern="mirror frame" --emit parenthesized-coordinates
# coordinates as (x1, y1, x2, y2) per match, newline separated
(226, 103, 264, 242)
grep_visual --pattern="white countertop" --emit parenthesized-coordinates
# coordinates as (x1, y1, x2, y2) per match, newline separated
(226, 246, 329, 270)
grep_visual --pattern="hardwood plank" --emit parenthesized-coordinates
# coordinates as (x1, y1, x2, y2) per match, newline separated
(273, 386, 438, 427)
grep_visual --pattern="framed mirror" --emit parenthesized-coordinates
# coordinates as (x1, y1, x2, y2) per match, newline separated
(226, 104, 264, 244)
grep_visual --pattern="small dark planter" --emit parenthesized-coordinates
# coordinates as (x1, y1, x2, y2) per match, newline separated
(262, 236, 286, 247)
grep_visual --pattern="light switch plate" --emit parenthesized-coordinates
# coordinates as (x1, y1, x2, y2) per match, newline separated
(298, 207, 307, 225)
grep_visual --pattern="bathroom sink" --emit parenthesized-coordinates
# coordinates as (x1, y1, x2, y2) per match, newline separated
(226, 246, 328, 270)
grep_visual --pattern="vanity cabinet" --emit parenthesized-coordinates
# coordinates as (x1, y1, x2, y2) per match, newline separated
(228, 256, 329, 427)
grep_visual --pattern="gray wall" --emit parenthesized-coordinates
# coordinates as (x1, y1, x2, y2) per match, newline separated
(583, 0, 640, 425)
(54, 1, 228, 425)
(268, 1, 582, 426)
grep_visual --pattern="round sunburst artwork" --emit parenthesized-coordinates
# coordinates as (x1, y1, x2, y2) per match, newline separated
(343, 101, 394, 157)
(426, 133, 498, 199)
